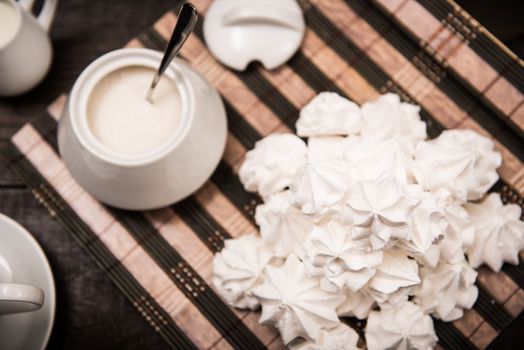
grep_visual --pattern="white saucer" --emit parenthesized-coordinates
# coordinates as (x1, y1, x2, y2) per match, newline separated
(0, 213, 56, 350)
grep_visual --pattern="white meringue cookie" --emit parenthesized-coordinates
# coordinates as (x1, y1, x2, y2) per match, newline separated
(212, 234, 273, 310)
(255, 191, 313, 258)
(412, 140, 475, 203)
(413, 129, 501, 202)
(252, 254, 345, 344)
(360, 93, 426, 154)
(239, 133, 307, 197)
(337, 287, 376, 319)
(297, 92, 361, 137)
(345, 139, 413, 184)
(291, 158, 349, 215)
(289, 324, 362, 350)
(366, 249, 420, 305)
(304, 220, 383, 292)
(365, 301, 438, 350)
(414, 259, 478, 321)
(396, 192, 447, 256)
(465, 193, 524, 271)
(418, 203, 474, 268)
(436, 130, 501, 199)
(345, 176, 420, 250)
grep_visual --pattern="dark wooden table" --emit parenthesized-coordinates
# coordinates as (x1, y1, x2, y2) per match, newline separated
(0, 1, 523, 349)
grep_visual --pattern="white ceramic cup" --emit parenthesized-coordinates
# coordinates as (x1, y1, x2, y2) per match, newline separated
(0, 0, 58, 96)
(58, 48, 228, 210)
(0, 253, 44, 315)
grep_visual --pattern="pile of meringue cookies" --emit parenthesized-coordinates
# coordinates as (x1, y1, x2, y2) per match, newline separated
(212, 92, 524, 350)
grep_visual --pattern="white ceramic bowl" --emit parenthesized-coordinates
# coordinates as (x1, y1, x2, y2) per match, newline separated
(58, 48, 227, 210)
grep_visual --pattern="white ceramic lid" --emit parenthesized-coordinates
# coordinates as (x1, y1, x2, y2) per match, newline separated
(203, 0, 305, 71)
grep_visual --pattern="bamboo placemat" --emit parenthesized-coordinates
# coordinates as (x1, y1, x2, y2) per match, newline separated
(2, 0, 524, 349)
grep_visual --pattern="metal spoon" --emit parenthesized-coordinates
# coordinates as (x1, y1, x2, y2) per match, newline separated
(146, 3, 198, 103)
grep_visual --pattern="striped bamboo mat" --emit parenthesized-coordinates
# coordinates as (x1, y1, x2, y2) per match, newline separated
(1, 0, 524, 349)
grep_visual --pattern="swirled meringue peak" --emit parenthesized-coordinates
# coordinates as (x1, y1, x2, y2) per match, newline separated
(291, 158, 350, 215)
(414, 259, 478, 321)
(365, 301, 437, 350)
(396, 192, 447, 256)
(412, 140, 475, 203)
(289, 324, 362, 350)
(239, 133, 307, 197)
(345, 175, 420, 250)
(437, 130, 501, 198)
(304, 220, 383, 292)
(418, 202, 474, 268)
(465, 193, 524, 271)
(213, 234, 273, 309)
(365, 249, 420, 305)
(252, 254, 345, 344)
(255, 191, 313, 258)
(360, 93, 426, 154)
(296, 92, 361, 137)
(413, 129, 501, 202)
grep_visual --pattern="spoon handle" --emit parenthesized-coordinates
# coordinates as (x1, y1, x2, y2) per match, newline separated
(147, 3, 198, 101)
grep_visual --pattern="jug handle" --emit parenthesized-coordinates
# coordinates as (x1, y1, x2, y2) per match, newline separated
(0, 283, 44, 315)
(222, 4, 303, 32)
(18, 0, 58, 32)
